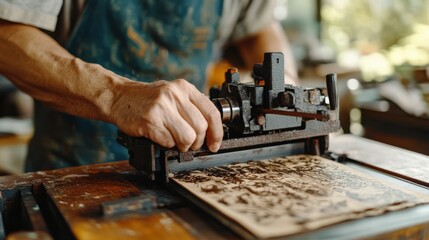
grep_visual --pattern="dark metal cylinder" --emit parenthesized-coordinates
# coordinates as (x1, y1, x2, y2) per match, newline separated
(326, 73, 338, 110)
(212, 97, 240, 123)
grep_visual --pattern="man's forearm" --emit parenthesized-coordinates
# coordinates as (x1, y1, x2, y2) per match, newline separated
(0, 20, 125, 123)
(235, 22, 299, 85)
(0, 21, 223, 152)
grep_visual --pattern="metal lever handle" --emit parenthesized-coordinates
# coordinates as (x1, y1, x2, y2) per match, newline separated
(326, 73, 338, 110)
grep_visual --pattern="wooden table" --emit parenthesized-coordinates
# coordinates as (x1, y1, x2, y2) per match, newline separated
(2, 135, 429, 240)
(0, 161, 239, 240)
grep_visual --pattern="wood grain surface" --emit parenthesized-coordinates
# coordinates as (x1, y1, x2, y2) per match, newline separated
(0, 161, 237, 239)
(2, 135, 429, 239)
(330, 134, 429, 187)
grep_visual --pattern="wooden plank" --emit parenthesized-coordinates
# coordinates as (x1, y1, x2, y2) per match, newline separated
(2, 143, 429, 239)
(71, 211, 197, 240)
(330, 134, 429, 187)
(19, 188, 50, 233)
(0, 161, 134, 190)
(173, 207, 241, 240)
(42, 168, 199, 239)
(362, 222, 429, 240)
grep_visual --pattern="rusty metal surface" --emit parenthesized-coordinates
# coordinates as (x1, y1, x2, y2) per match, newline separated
(261, 109, 328, 121)
(169, 142, 306, 173)
(172, 119, 339, 157)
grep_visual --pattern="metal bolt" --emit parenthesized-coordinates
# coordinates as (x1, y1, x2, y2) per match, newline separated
(278, 92, 295, 108)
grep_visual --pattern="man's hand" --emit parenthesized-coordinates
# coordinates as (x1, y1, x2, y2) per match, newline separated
(0, 22, 223, 153)
(111, 79, 223, 152)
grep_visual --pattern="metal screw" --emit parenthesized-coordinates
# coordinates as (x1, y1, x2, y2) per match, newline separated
(278, 92, 295, 108)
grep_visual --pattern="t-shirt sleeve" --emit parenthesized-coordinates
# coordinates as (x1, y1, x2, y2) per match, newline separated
(218, 0, 276, 45)
(0, 0, 63, 31)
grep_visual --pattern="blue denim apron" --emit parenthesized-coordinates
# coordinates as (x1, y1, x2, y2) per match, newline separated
(26, 0, 223, 171)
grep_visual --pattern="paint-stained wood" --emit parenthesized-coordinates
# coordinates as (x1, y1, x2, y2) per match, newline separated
(71, 212, 196, 240)
(2, 136, 429, 239)
(0, 161, 235, 239)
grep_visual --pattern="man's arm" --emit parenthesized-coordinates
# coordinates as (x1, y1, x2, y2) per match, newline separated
(234, 22, 299, 85)
(0, 20, 223, 152)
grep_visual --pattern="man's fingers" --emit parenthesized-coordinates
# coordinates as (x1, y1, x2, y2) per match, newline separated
(189, 91, 223, 152)
(177, 103, 208, 151)
(164, 113, 196, 152)
(148, 127, 176, 149)
(117, 79, 222, 153)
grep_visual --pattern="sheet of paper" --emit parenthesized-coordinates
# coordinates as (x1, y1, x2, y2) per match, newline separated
(170, 155, 429, 239)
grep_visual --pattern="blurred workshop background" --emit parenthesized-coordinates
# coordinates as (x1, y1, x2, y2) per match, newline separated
(1, 0, 429, 175)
